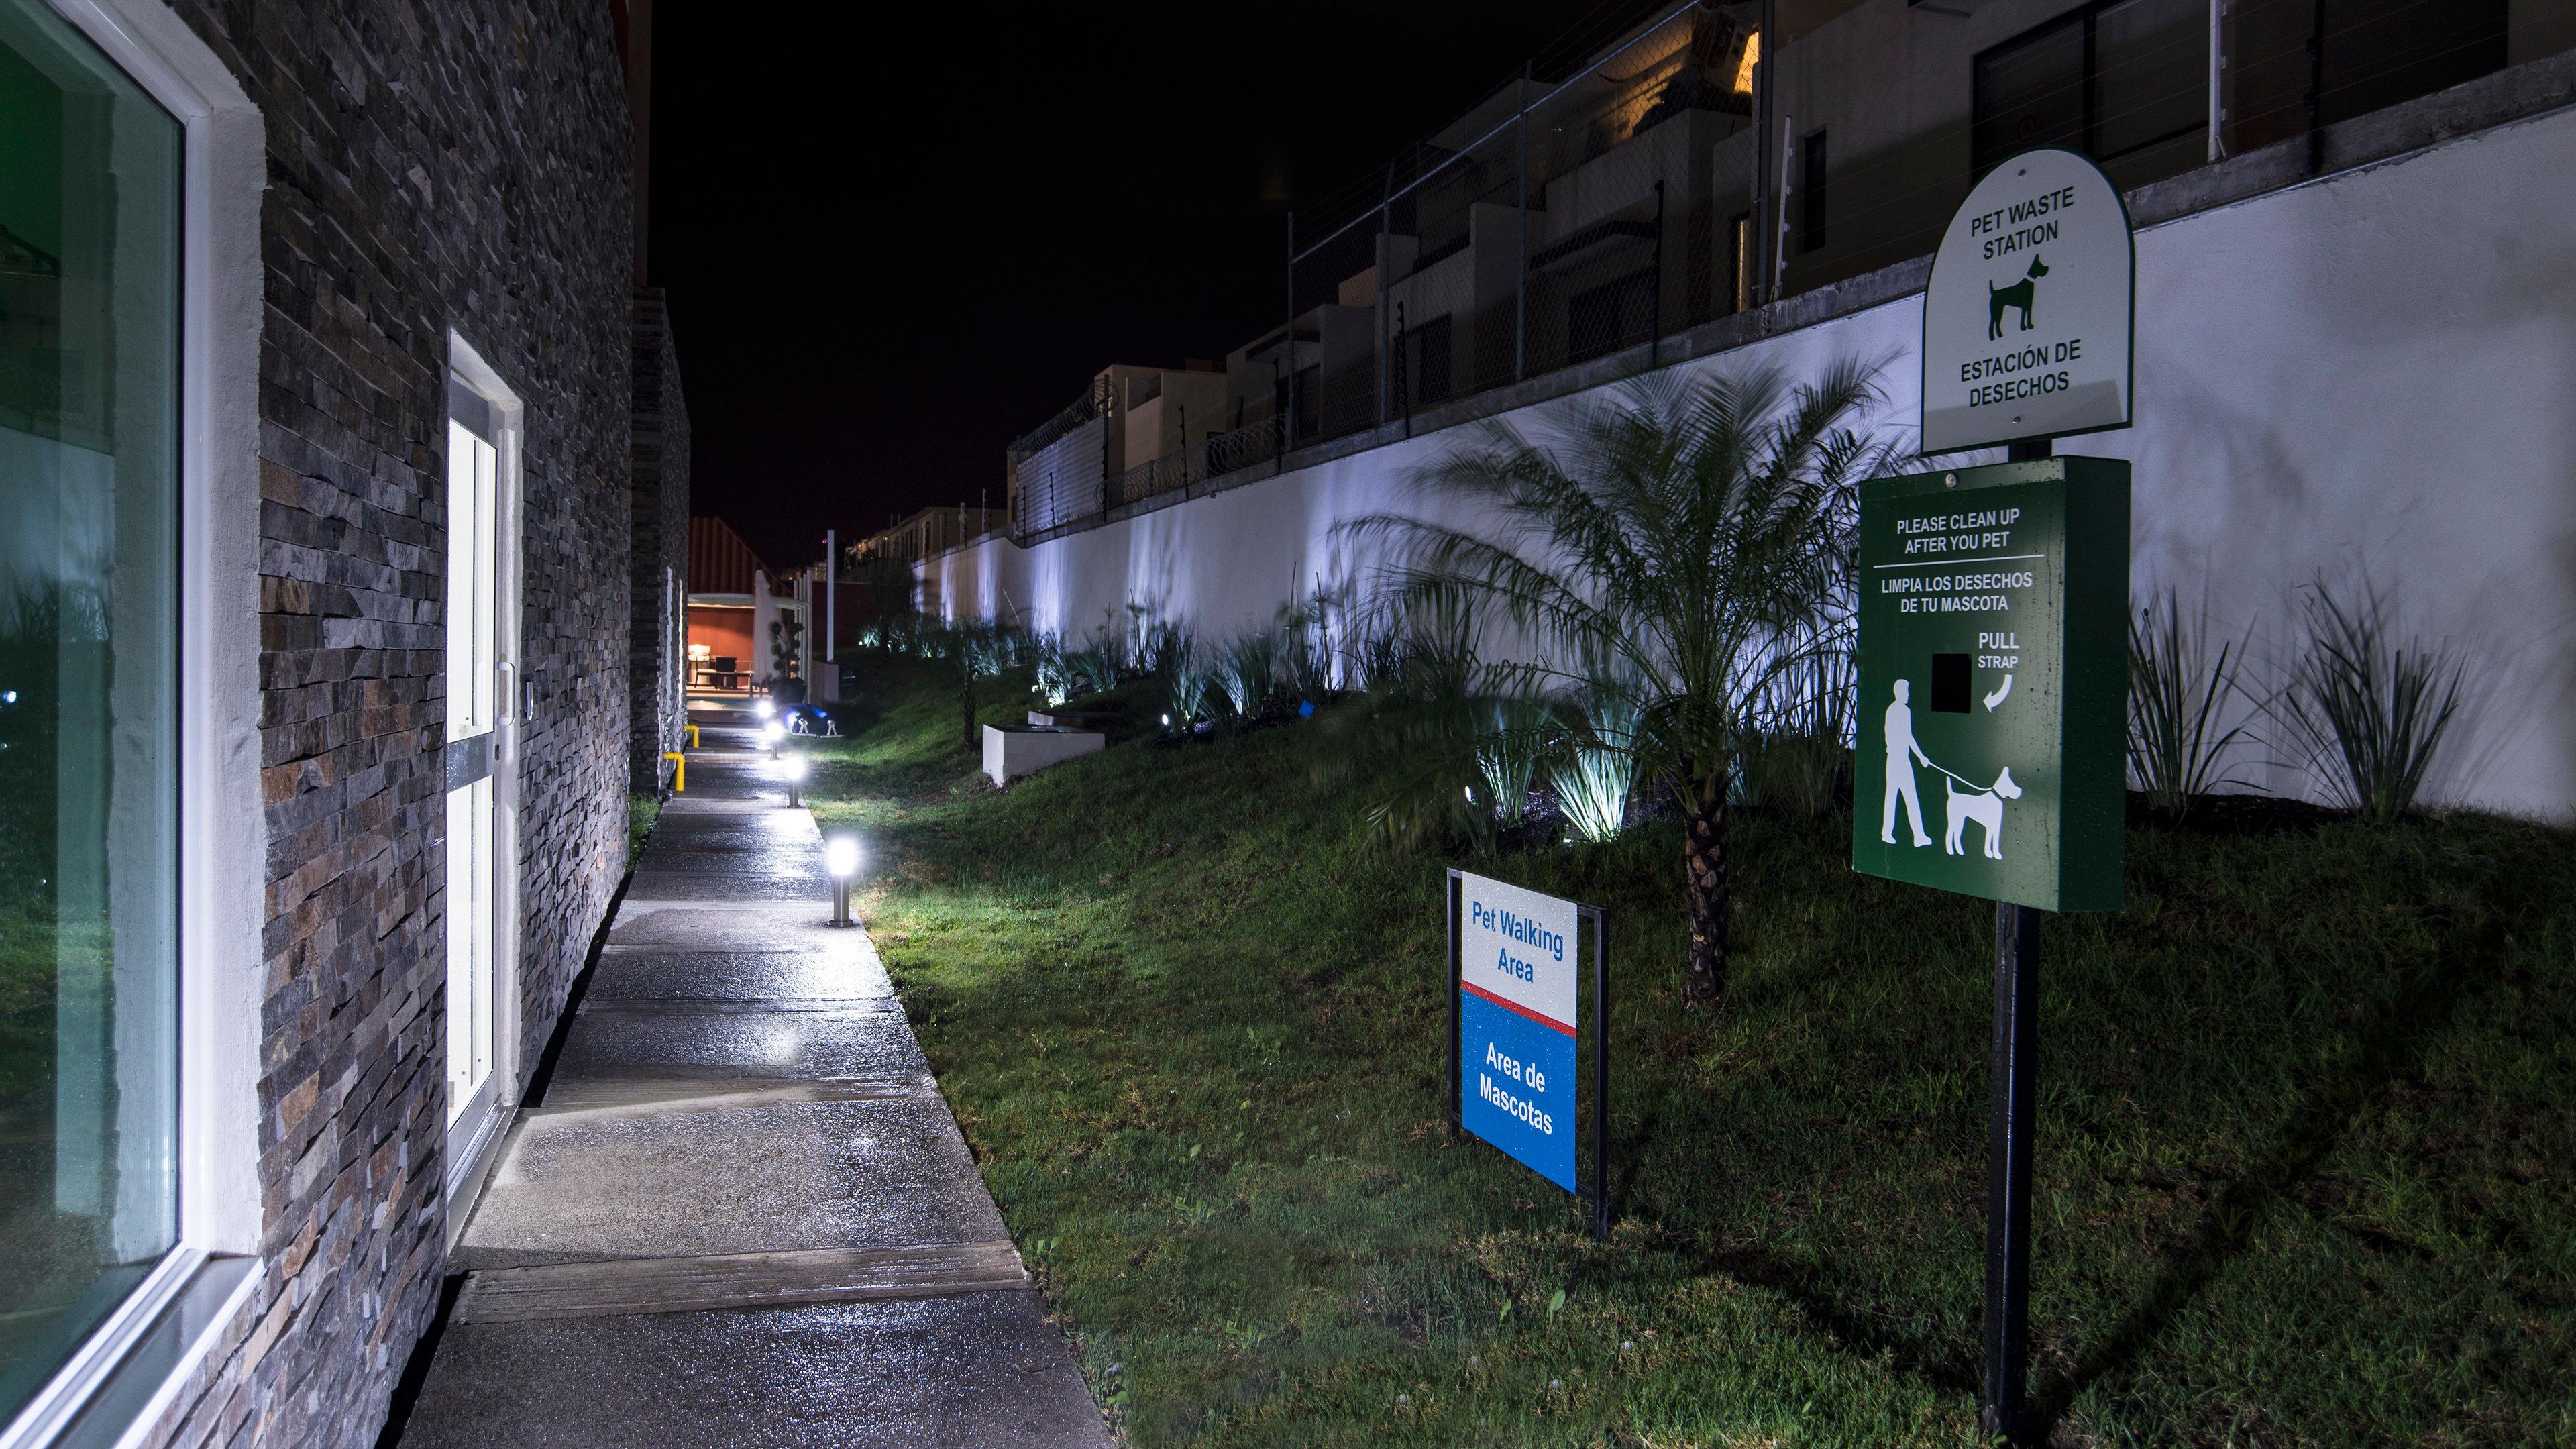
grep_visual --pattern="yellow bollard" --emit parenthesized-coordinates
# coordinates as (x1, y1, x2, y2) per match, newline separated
(685, 722, 700, 748)
(662, 751, 686, 792)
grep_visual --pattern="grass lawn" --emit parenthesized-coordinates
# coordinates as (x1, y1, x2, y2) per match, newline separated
(804, 655, 2576, 1448)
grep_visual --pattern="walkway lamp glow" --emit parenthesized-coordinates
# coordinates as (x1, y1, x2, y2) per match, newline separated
(764, 718, 786, 757)
(825, 833, 861, 927)
(754, 696, 775, 720)
(782, 751, 809, 808)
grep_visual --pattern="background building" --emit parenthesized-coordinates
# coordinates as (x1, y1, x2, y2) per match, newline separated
(682, 513, 781, 693)
(949, 0, 2576, 820)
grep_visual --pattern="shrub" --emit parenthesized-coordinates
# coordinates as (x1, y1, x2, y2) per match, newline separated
(1739, 640, 1854, 818)
(1550, 682, 1644, 843)
(1217, 630, 1285, 719)
(1032, 634, 1075, 707)
(1160, 638, 1216, 729)
(1067, 643, 1120, 698)
(1472, 698, 1557, 826)
(2127, 590, 2259, 819)
(2271, 579, 2466, 824)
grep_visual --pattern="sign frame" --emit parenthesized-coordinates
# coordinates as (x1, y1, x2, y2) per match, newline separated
(1920, 146, 2137, 458)
(1849, 455, 2130, 914)
(1444, 869, 1609, 1240)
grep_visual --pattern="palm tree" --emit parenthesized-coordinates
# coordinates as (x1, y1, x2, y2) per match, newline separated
(941, 616, 1025, 753)
(1344, 362, 1888, 1015)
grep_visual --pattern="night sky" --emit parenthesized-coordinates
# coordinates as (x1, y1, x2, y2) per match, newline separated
(650, 2, 1660, 569)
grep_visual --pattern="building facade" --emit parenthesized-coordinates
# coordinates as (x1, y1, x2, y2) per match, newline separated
(630, 288, 690, 796)
(0, 1, 677, 1446)
(1006, 0, 2576, 540)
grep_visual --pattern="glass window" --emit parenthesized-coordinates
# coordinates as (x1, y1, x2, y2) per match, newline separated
(1972, 0, 2208, 182)
(2225, 0, 2508, 154)
(2096, 0, 2207, 158)
(1801, 128, 1829, 252)
(0, 0, 183, 1424)
(1973, 8, 2087, 179)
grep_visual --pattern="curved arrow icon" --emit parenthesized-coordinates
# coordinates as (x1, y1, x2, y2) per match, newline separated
(1983, 674, 2013, 711)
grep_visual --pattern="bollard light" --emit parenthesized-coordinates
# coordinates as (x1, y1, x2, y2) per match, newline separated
(782, 751, 809, 808)
(754, 697, 775, 720)
(825, 833, 861, 927)
(764, 718, 787, 756)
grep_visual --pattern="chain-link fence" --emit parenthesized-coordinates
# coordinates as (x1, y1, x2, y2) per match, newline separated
(1005, 0, 2571, 540)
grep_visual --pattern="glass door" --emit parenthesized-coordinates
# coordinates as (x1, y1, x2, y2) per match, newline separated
(442, 382, 509, 1151)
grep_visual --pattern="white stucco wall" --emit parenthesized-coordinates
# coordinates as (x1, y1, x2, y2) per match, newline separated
(931, 105, 2576, 820)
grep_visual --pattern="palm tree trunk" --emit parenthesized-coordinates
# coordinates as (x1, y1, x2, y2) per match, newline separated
(959, 655, 978, 754)
(1683, 779, 1730, 1012)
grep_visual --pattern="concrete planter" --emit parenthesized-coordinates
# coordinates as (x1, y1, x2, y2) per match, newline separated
(983, 723, 1104, 787)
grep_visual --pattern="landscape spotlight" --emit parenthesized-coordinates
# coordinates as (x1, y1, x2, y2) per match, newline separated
(824, 833, 861, 926)
(782, 751, 809, 808)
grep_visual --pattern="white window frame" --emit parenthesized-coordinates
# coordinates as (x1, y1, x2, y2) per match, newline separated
(2, 2, 267, 1447)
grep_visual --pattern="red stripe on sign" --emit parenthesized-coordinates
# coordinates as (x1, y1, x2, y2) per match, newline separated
(1460, 979, 1576, 1037)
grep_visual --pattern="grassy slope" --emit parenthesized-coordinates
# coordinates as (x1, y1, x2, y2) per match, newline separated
(808, 656, 2576, 1448)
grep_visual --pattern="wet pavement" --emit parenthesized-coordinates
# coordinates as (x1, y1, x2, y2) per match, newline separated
(398, 700, 1112, 1449)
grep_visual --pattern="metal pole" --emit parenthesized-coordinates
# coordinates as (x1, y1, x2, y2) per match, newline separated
(1774, 118, 1794, 301)
(2206, 0, 2226, 163)
(1379, 162, 1394, 425)
(1285, 211, 1297, 453)
(1515, 64, 1530, 382)
(1446, 870, 1462, 1142)
(1649, 179, 1665, 367)
(1588, 906, 1609, 1241)
(1754, 0, 1774, 304)
(1984, 433, 2051, 1446)
(824, 529, 835, 664)
(1984, 899, 2041, 1444)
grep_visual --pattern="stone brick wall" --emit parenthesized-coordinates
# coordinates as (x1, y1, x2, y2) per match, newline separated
(630, 286, 692, 797)
(135, 3, 639, 1445)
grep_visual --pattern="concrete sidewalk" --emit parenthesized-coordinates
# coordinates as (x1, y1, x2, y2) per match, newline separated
(398, 706, 1112, 1449)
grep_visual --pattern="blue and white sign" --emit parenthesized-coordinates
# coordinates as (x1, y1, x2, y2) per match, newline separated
(1456, 871, 1579, 1191)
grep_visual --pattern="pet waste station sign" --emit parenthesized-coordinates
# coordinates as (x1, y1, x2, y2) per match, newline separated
(1921, 147, 2134, 455)
(1850, 457, 2129, 912)
(1444, 869, 1608, 1236)
(1865, 144, 2138, 1446)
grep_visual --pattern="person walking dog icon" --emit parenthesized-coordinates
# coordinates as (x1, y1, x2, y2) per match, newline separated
(1882, 679, 1934, 847)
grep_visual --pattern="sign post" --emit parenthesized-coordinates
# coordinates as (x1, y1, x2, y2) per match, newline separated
(1872, 144, 2135, 1446)
(1446, 869, 1609, 1239)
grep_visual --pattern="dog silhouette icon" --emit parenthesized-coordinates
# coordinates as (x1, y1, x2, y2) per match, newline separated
(1988, 256, 2049, 340)
(1943, 765, 2023, 859)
